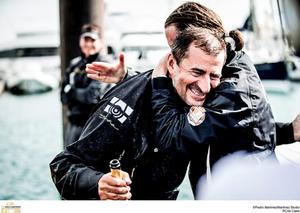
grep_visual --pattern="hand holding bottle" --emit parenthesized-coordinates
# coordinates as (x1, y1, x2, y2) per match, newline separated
(97, 159, 132, 200)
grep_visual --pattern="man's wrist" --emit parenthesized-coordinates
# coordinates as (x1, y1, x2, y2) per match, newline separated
(120, 66, 134, 82)
(120, 67, 129, 81)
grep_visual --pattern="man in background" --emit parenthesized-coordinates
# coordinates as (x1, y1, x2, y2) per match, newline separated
(61, 24, 114, 146)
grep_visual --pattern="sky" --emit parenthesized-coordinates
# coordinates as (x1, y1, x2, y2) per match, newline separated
(105, 0, 250, 32)
(0, 0, 59, 43)
(0, 0, 250, 45)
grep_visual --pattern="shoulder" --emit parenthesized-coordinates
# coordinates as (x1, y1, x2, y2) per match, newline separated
(223, 50, 256, 79)
(65, 56, 82, 73)
(226, 50, 254, 68)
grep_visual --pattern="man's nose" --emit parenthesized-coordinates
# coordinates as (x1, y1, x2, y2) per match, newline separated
(211, 79, 220, 89)
(86, 41, 93, 46)
(198, 76, 211, 94)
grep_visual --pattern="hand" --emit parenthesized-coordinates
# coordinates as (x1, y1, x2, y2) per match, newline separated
(152, 53, 171, 79)
(292, 113, 300, 141)
(98, 171, 132, 200)
(86, 52, 126, 84)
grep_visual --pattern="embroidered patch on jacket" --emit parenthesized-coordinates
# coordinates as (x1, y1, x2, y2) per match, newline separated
(187, 106, 206, 126)
(104, 97, 133, 123)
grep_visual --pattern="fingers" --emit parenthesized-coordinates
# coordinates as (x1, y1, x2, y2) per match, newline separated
(121, 171, 132, 185)
(89, 61, 113, 70)
(99, 190, 132, 200)
(152, 52, 171, 78)
(99, 179, 131, 194)
(86, 62, 115, 83)
(86, 68, 101, 75)
(86, 73, 102, 81)
(86, 63, 111, 73)
(87, 73, 119, 84)
(98, 172, 132, 200)
(99, 177, 131, 200)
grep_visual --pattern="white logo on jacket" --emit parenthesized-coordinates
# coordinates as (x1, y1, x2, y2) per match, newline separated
(187, 106, 206, 126)
(104, 97, 133, 123)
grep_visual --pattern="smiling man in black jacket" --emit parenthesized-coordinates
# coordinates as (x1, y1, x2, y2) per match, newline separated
(50, 2, 298, 200)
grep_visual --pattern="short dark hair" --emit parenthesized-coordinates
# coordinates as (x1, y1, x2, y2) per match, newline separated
(165, 2, 244, 51)
(171, 27, 226, 65)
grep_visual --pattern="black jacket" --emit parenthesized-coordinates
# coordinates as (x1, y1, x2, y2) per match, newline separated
(51, 71, 189, 200)
(51, 51, 294, 200)
(61, 52, 114, 125)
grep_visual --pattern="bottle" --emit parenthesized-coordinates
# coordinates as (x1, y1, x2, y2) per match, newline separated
(109, 159, 122, 178)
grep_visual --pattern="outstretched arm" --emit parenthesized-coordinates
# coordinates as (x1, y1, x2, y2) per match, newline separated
(86, 52, 131, 84)
(49, 149, 104, 200)
(86, 52, 126, 83)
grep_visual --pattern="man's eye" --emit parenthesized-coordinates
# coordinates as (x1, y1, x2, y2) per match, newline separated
(210, 74, 221, 80)
(191, 71, 204, 77)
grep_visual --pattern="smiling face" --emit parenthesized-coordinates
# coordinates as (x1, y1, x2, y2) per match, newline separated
(168, 43, 225, 106)
(79, 36, 103, 58)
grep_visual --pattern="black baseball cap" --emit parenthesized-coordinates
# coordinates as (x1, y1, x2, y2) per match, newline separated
(80, 24, 101, 40)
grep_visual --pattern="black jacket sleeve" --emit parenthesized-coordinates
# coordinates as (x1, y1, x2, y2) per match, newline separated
(49, 109, 127, 200)
(276, 122, 294, 145)
(50, 149, 104, 200)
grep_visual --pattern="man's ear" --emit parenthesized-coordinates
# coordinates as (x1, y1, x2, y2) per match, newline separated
(167, 54, 176, 77)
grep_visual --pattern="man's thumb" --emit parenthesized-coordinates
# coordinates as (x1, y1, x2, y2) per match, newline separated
(119, 52, 125, 67)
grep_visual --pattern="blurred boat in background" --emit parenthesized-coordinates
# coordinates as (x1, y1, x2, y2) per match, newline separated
(0, 32, 60, 95)
(120, 32, 169, 71)
(240, 0, 300, 91)
(5, 59, 59, 95)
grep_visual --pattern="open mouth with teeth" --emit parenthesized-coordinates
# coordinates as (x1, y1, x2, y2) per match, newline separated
(187, 84, 206, 103)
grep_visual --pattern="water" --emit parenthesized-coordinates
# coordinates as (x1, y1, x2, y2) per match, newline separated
(0, 81, 299, 200)
(0, 89, 62, 200)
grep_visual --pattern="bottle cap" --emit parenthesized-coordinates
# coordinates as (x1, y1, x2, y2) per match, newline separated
(109, 159, 121, 169)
